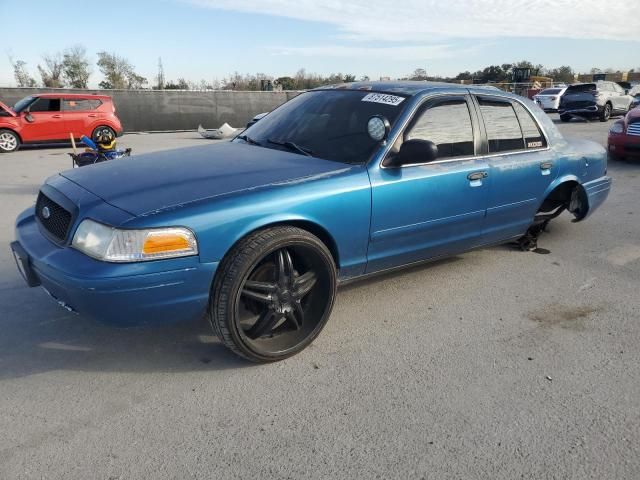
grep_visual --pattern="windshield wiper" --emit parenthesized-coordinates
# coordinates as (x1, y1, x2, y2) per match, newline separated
(236, 134, 262, 146)
(267, 138, 314, 157)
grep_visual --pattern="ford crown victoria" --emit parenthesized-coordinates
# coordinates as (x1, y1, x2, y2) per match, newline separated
(11, 82, 611, 362)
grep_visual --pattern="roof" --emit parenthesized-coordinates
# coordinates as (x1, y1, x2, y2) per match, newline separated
(34, 93, 111, 99)
(315, 80, 481, 96)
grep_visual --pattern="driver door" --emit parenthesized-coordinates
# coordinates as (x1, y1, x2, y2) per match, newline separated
(366, 94, 490, 273)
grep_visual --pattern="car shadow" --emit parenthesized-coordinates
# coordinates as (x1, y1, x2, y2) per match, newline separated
(0, 285, 250, 381)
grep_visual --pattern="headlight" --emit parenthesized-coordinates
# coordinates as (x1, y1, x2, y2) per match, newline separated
(609, 122, 624, 134)
(72, 219, 198, 262)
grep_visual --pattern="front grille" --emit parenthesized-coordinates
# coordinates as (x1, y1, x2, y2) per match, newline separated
(36, 192, 72, 241)
(627, 122, 640, 137)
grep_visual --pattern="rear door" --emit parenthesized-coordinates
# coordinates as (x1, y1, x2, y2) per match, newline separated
(366, 94, 490, 272)
(474, 95, 557, 243)
(63, 98, 102, 139)
(21, 97, 65, 141)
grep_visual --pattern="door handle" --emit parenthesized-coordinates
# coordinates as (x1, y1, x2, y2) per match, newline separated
(467, 171, 488, 181)
(52, 114, 62, 119)
(540, 161, 553, 170)
(88, 114, 97, 117)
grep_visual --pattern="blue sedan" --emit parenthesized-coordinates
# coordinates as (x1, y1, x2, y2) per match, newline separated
(11, 82, 611, 362)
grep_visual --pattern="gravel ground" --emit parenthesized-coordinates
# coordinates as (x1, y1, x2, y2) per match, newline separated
(1, 118, 638, 479)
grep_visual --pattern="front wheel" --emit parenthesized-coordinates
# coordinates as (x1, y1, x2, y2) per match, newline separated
(560, 114, 572, 122)
(210, 226, 337, 362)
(0, 129, 20, 153)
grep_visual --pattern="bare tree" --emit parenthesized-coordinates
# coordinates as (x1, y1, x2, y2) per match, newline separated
(156, 57, 165, 90)
(62, 45, 91, 88)
(38, 52, 64, 88)
(9, 56, 37, 87)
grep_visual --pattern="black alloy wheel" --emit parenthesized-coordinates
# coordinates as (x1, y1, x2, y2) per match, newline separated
(92, 126, 116, 142)
(600, 103, 612, 122)
(211, 226, 337, 362)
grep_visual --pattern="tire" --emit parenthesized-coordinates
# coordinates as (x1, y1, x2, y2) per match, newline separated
(560, 114, 571, 122)
(599, 103, 612, 122)
(0, 129, 20, 153)
(210, 226, 337, 363)
(91, 126, 116, 142)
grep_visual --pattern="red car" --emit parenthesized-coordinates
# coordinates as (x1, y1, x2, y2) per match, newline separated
(0, 93, 123, 153)
(608, 107, 640, 160)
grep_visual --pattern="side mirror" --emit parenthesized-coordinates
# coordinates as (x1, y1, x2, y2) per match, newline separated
(24, 111, 34, 123)
(389, 139, 438, 167)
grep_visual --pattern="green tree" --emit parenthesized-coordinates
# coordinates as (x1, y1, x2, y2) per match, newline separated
(97, 51, 147, 89)
(62, 45, 91, 88)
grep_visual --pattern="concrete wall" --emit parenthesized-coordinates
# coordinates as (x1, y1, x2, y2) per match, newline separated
(0, 88, 301, 132)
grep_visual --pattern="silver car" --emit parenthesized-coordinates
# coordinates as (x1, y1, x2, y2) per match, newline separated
(559, 81, 634, 122)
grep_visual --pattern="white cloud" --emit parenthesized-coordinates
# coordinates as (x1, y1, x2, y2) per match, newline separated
(186, 0, 638, 43)
(266, 44, 480, 61)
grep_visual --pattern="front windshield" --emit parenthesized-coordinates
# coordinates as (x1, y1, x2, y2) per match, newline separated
(13, 96, 36, 113)
(238, 89, 407, 164)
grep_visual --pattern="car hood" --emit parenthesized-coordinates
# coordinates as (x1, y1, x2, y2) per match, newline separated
(59, 142, 354, 216)
(626, 107, 640, 121)
(0, 100, 16, 117)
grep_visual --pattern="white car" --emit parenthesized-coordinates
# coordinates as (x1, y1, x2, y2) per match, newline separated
(533, 87, 567, 112)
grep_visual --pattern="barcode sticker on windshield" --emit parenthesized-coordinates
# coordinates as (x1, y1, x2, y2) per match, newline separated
(361, 93, 405, 106)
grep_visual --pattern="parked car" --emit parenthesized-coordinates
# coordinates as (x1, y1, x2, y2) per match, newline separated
(608, 106, 640, 160)
(559, 81, 634, 122)
(0, 93, 122, 153)
(11, 82, 611, 362)
(533, 87, 566, 112)
(629, 85, 640, 109)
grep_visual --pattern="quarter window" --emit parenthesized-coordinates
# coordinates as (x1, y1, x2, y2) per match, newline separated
(405, 99, 474, 159)
(29, 98, 61, 112)
(513, 102, 547, 149)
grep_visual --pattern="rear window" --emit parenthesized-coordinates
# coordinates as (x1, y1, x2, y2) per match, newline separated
(478, 99, 524, 153)
(513, 103, 547, 149)
(63, 99, 102, 111)
(539, 89, 562, 95)
(566, 84, 596, 93)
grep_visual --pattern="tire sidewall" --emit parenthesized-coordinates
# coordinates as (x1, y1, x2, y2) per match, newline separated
(213, 228, 337, 362)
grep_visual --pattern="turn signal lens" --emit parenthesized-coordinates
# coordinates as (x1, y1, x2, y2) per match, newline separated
(143, 233, 191, 254)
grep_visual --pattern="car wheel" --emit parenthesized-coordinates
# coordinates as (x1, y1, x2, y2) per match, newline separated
(210, 226, 337, 363)
(600, 103, 612, 122)
(0, 129, 20, 153)
(91, 126, 116, 142)
(560, 114, 571, 122)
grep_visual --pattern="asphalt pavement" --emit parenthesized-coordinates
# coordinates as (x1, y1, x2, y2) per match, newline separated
(1, 117, 638, 479)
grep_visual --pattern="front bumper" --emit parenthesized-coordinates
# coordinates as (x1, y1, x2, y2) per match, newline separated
(608, 133, 640, 158)
(12, 208, 218, 326)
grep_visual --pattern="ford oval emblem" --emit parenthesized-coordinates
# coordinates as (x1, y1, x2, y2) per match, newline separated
(42, 206, 51, 219)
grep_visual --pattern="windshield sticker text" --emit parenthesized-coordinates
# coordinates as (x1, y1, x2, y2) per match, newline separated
(361, 93, 405, 106)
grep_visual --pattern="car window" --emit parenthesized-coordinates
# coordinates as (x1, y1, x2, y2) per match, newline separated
(63, 99, 102, 111)
(405, 99, 474, 160)
(478, 98, 524, 153)
(513, 102, 547, 149)
(241, 90, 406, 164)
(29, 98, 61, 112)
(612, 84, 624, 94)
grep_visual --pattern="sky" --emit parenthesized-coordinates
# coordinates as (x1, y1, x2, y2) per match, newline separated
(1, 0, 638, 87)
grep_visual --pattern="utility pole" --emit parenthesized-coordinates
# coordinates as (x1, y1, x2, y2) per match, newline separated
(156, 57, 165, 90)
